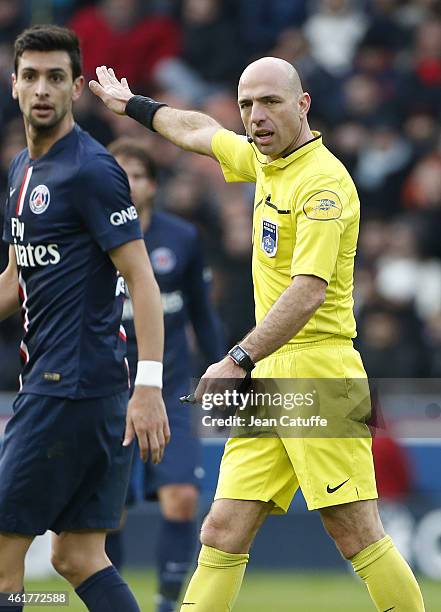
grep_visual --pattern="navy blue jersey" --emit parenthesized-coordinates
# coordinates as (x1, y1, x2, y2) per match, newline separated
(2, 125, 142, 398)
(122, 211, 223, 391)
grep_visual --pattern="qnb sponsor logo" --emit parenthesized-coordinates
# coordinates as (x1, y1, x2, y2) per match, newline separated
(115, 275, 126, 297)
(122, 297, 134, 321)
(110, 205, 138, 226)
(122, 291, 183, 320)
(203, 266, 213, 283)
(13, 241, 61, 267)
(162, 291, 183, 315)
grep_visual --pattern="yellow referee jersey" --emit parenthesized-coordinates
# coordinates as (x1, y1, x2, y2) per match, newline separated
(212, 128, 359, 344)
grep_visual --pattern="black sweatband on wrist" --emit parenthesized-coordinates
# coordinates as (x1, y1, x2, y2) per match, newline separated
(125, 95, 168, 132)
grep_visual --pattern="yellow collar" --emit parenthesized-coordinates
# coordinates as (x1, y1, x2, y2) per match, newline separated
(255, 131, 322, 169)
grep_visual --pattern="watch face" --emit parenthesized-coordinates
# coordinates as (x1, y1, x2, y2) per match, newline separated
(231, 347, 244, 362)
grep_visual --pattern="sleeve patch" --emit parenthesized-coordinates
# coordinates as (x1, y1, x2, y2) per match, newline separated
(303, 190, 342, 221)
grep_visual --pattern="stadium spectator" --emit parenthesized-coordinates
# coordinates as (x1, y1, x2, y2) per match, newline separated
(361, 0, 410, 54)
(330, 121, 368, 173)
(357, 305, 429, 377)
(402, 151, 441, 211)
(403, 112, 440, 160)
(424, 311, 441, 376)
(69, 0, 181, 88)
(373, 433, 413, 502)
(357, 218, 389, 264)
(399, 17, 441, 118)
(0, 117, 26, 193)
(304, 0, 367, 76)
(179, 0, 242, 87)
(236, 0, 307, 57)
(354, 124, 413, 215)
(0, 42, 22, 125)
(353, 40, 404, 121)
(375, 218, 441, 319)
(340, 73, 387, 126)
(0, 0, 27, 44)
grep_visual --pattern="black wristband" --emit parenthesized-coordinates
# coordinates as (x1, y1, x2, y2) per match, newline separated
(125, 95, 168, 132)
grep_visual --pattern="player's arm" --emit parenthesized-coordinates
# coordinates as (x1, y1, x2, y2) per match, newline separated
(89, 67, 221, 158)
(109, 239, 170, 464)
(0, 246, 20, 321)
(186, 236, 224, 363)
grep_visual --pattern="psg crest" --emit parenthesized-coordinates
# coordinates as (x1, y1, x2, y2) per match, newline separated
(29, 184, 50, 215)
(261, 218, 278, 257)
(151, 247, 176, 274)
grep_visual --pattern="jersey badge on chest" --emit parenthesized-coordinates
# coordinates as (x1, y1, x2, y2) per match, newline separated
(151, 247, 176, 274)
(29, 185, 50, 215)
(261, 218, 278, 257)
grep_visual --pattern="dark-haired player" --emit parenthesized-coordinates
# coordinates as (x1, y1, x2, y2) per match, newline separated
(0, 26, 169, 612)
(105, 138, 223, 612)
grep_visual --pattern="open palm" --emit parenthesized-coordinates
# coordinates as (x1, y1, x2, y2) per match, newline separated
(89, 66, 133, 115)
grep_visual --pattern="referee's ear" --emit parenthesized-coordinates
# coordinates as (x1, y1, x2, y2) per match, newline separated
(298, 92, 311, 118)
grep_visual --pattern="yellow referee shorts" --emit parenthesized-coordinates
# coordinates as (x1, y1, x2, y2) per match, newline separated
(215, 339, 378, 512)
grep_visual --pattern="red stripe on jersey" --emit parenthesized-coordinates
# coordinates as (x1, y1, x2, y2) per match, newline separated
(19, 340, 29, 364)
(18, 273, 29, 332)
(119, 324, 127, 342)
(16, 166, 33, 216)
(124, 357, 131, 389)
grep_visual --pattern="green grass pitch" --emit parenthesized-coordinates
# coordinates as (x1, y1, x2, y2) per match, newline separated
(24, 569, 441, 610)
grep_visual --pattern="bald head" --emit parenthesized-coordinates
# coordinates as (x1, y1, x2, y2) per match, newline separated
(239, 57, 303, 98)
(237, 56, 312, 161)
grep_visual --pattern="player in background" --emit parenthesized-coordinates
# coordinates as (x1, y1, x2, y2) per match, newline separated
(90, 60, 425, 612)
(105, 138, 224, 612)
(0, 26, 169, 612)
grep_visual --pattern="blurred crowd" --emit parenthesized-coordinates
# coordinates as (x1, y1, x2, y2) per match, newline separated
(0, 0, 441, 389)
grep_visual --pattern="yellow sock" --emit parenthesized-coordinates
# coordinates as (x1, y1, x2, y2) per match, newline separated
(351, 535, 425, 611)
(180, 545, 249, 612)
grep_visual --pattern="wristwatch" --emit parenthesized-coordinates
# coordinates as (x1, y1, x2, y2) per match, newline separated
(227, 345, 255, 373)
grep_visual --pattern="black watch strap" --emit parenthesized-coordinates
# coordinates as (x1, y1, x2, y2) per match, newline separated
(228, 345, 255, 373)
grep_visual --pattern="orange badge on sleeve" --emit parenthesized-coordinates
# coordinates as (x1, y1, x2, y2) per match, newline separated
(303, 190, 342, 220)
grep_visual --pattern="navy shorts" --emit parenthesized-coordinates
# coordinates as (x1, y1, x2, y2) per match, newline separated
(0, 391, 132, 535)
(129, 385, 203, 502)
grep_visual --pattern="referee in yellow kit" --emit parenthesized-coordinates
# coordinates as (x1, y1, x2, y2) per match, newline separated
(90, 57, 425, 612)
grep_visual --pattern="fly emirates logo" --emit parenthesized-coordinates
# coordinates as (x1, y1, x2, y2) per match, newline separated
(11, 218, 60, 267)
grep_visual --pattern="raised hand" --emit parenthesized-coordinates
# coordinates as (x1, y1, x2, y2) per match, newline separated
(89, 66, 133, 115)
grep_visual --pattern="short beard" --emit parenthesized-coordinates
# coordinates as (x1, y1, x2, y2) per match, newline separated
(27, 108, 66, 134)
